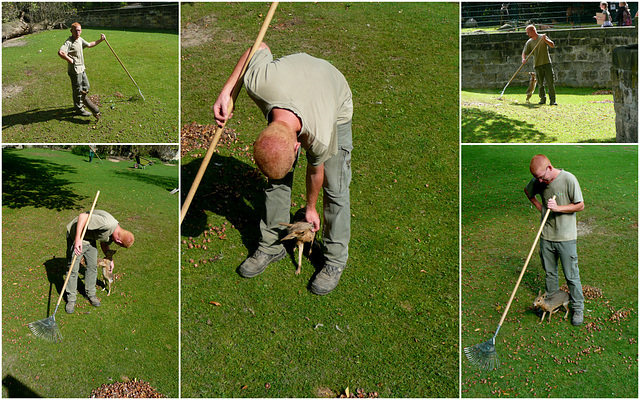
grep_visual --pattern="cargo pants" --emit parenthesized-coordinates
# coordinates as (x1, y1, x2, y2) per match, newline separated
(534, 63, 556, 104)
(68, 70, 99, 114)
(258, 120, 352, 269)
(539, 238, 584, 311)
(65, 233, 99, 302)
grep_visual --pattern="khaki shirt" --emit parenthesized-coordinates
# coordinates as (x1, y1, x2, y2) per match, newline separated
(526, 170, 584, 241)
(66, 210, 119, 244)
(60, 36, 89, 74)
(523, 36, 552, 68)
(244, 48, 353, 166)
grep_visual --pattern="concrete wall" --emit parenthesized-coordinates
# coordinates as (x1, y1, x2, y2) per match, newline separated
(72, 3, 178, 31)
(462, 26, 638, 89)
(611, 44, 638, 143)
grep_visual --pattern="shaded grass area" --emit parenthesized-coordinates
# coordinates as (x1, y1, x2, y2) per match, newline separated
(461, 145, 638, 397)
(2, 28, 178, 143)
(461, 87, 616, 143)
(2, 148, 179, 398)
(181, 2, 459, 397)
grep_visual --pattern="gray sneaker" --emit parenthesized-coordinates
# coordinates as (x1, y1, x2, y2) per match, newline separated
(65, 301, 75, 314)
(237, 248, 286, 278)
(89, 296, 101, 307)
(572, 310, 584, 326)
(310, 265, 345, 295)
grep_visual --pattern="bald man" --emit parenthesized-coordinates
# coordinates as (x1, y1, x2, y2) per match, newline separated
(524, 155, 585, 325)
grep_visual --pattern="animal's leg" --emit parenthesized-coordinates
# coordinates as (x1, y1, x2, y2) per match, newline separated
(296, 242, 303, 275)
(107, 281, 111, 296)
(562, 304, 569, 320)
(539, 311, 547, 324)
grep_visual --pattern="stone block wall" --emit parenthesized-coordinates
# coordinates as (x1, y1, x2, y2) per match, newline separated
(611, 44, 638, 143)
(462, 26, 638, 89)
(72, 3, 178, 31)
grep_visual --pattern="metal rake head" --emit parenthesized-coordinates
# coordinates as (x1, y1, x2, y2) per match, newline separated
(28, 315, 63, 343)
(464, 337, 499, 371)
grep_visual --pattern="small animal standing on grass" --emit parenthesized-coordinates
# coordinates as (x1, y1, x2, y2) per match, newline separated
(279, 221, 315, 275)
(99, 249, 116, 296)
(525, 72, 537, 103)
(533, 289, 570, 323)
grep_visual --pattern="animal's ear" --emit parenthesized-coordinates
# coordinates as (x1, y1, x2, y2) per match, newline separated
(537, 289, 541, 296)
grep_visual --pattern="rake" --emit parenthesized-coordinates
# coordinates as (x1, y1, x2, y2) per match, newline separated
(498, 37, 543, 99)
(28, 191, 100, 342)
(464, 195, 556, 370)
(104, 37, 145, 101)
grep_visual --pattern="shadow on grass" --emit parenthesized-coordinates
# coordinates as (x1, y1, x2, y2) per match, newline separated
(2, 149, 87, 210)
(2, 107, 91, 131)
(2, 375, 41, 398)
(462, 107, 555, 143)
(114, 169, 179, 190)
(181, 154, 267, 253)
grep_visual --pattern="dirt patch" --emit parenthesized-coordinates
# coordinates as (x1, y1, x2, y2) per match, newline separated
(2, 84, 23, 99)
(577, 218, 594, 236)
(181, 15, 217, 48)
(2, 38, 27, 48)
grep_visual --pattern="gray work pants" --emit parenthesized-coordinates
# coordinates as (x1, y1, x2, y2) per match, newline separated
(539, 238, 584, 311)
(68, 70, 90, 111)
(258, 120, 353, 268)
(65, 233, 98, 301)
(534, 63, 556, 103)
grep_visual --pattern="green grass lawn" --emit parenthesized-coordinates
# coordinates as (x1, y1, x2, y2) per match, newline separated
(181, 2, 459, 397)
(2, 147, 179, 397)
(2, 28, 179, 143)
(461, 145, 638, 397)
(462, 88, 616, 143)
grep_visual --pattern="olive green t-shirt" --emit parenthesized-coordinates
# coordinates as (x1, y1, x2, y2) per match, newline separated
(66, 209, 118, 244)
(59, 36, 89, 74)
(523, 35, 552, 68)
(526, 170, 584, 241)
(244, 48, 353, 166)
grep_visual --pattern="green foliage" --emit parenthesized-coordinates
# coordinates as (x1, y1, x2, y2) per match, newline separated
(181, 2, 459, 397)
(461, 145, 638, 397)
(2, 27, 178, 143)
(462, 88, 616, 143)
(2, 147, 179, 398)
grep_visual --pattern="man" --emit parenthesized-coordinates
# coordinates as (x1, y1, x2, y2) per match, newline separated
(522, 25, 557, 106)
(65, 210, 135, 313)
(524, 155, 585, 325)
(213, 42, 353, 295)
(58, 22, 105, 119)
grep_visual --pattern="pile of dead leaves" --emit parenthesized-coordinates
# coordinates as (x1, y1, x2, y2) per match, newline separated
(180, 122, 238, 157)
(90, 379, 164, 398)
(338, 388, 379, 398)
(608, 308, 631, 323)
(591, 90, 613, 95)
(560, 284, 603, 300)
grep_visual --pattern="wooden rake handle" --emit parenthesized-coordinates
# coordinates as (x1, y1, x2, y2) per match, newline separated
(500, 37, 543, 96)
(180, 2, 279, 225)
(104, 37, 143, 94)
(54, 191, 101, 311)
(497, 195, 556, 327)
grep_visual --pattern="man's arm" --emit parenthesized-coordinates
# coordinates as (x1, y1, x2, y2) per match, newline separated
(524, 187, 543, 212)
(86, 34, 106, 48)
(213, 42, 270, 127)
(305, 163, 324, 232)
(540, 33, 555, 48)
(547, 198, 584, 213)
(58, 46, 73, 64)
(74, 213, 89, 255)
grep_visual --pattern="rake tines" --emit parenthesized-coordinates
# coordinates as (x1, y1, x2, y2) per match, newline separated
(464, 336, 499, 371)
(28, 315, 63, 343)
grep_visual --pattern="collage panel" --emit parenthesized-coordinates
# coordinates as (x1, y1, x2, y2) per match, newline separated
(2, 2, 179, 143)
(461, 2, 637, 144)
(1, 145, 179, 397)
(461, 145, 638, 396)
(180, 2, 459, 397)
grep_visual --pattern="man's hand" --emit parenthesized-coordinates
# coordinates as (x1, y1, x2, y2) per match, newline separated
(305, 207, 321, 232)
(101, 33, 106, 41)
(74, 240, 83, 256)
(547, 197, 559, 212)
(213, 91, 233, 127)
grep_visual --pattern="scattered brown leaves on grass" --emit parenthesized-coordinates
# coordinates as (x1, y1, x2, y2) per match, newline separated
(90, 379, 164, 398)
(560, 284, 603, 300)
(180, 122, 238, 157)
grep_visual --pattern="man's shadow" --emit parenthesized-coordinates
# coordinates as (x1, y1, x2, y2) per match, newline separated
(2, 107, 91, 130)
(181, 153, 267, 252)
